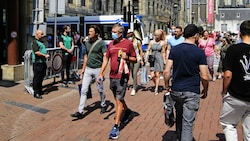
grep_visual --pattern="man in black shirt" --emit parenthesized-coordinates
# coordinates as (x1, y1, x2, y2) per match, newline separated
(32, 30, 50, 99)
(220, 20, 250, 141)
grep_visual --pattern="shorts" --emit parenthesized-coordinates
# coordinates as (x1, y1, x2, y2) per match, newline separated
(110, 75, 128, 100)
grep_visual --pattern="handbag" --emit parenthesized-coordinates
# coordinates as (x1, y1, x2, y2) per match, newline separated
(148, 55, 155, 63)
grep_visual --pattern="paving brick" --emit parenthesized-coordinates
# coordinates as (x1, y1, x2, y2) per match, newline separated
(0, 72, 244, 141)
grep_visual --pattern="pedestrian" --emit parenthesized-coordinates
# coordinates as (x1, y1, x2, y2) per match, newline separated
(126, 30, 144, 96)
(31, 29, 50, 99)
(70, 25, 107, 119)
(198, 30, 219, 81)
(217, 37, 231, 79)
(220, 20, 250, 141)
(59, 25, 75, 87)
(164, 24, 209, 141)
(145, 29, 167, 95)
(98, 24, 137, 139)
(165, 26, 184, 89)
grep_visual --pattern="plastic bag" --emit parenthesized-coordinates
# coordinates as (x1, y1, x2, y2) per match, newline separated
(140, 66, 149, 85)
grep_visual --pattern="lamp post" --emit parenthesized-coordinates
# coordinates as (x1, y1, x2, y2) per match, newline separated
(173, 3, 179, 25)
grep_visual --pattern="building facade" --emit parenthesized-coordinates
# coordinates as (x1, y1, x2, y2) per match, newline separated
(214, 0, 250, 33)
(44, 0, 173, 36)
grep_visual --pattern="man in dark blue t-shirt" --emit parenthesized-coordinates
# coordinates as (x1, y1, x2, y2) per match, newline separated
(220, 20, 250, 141)
(164, 24, 209, 141)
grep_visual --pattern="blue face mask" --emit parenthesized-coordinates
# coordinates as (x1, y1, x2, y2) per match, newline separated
(112, 33, 119, 40)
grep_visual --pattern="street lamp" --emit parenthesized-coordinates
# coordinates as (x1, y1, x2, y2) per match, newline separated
(173, 3, 179, 25)
(191, 11, 195, 24)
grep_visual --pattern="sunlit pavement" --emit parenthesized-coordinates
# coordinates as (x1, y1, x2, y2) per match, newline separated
(0, 67, 243, 141)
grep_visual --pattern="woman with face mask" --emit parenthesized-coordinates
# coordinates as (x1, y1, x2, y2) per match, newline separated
(145, 29, 167, 95)
(126, 30, 144, 96)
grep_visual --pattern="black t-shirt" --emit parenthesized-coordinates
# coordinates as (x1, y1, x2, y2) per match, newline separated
(223, 43, 250, 102)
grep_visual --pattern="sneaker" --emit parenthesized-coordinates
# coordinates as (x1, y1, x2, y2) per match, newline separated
(61, 82, 68, 87)
(130, 89, 136, 96)
(70, 112, 84, 119)
(218, 74, 222, 79)
(155, 90, 159, 95)
(121, 109, 133, 123)
(67, 81, 74, 84)
(109, 126, 119, 139)
(212, 76, 216, 82)
(100, 106, 106, 114)
(160, 75, 164, 79)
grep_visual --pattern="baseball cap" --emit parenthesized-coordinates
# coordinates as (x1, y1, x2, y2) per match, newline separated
(183, 24, 199, 38)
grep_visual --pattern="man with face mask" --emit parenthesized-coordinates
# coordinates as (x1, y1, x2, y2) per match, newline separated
(70, 25, 107, 119)
(98, 24, 137, 139)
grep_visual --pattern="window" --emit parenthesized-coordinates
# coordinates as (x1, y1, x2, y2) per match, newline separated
(68, 0, 73, 4)
(237, 23, 240, 31)
(113, 0, 117, 13)
(106, 0, 110, 13)
(81, 0, 85, 6)
(221, 24, 227, 32)
(236, 13, 240, 18)
(148, 2, 150, 15)
(97, 0, 102, 10)
(221, 13, 225, 18)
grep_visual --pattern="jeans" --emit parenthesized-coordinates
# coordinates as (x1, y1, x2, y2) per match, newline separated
(171, 91, 200, 141)
(220, 92, 250, 141)
(78, 67, 106, 113)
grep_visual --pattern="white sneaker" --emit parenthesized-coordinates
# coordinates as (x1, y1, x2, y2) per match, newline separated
(212, 77, 216, 81)
(218, 74, 222, 79)
(130, 89, 136, 96)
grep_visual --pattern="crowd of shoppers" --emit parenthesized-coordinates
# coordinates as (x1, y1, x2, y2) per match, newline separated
(31, 19, 249, 140)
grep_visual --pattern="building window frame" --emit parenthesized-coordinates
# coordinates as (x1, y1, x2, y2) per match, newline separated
(81, 0, 85, 6)
(236, 13, 240, 18)
(221, 13, 225, 18)
(68, 0, 73, 4)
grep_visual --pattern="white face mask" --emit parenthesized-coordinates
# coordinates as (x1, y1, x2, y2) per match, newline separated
(128, 37, 133, 41)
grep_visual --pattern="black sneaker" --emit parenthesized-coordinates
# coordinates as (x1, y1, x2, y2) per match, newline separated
(121, 109, 133, 123)
(100, 106, 106, 114)
(34, 93, 43, 99)
(70, 112, 84, 119)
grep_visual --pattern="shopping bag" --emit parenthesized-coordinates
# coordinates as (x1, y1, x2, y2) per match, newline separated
(140, 66, 149, 85)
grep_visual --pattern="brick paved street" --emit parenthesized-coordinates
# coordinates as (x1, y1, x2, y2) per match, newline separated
(0, 72, 243, 141)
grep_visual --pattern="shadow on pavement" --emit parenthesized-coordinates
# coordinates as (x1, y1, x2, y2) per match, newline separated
(119, 110, 140, 131)
(72, 100, 114, 121)
(0, 80, 19, 87)
(162, 130, 198, 141)
(162, 130, 177, 141)
(210, 133, 226, 141)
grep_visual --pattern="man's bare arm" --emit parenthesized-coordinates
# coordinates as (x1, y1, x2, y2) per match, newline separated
(199, 65, 209, 99)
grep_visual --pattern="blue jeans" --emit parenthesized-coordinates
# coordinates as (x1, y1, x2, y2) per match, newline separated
(171, 91, 200, 141)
